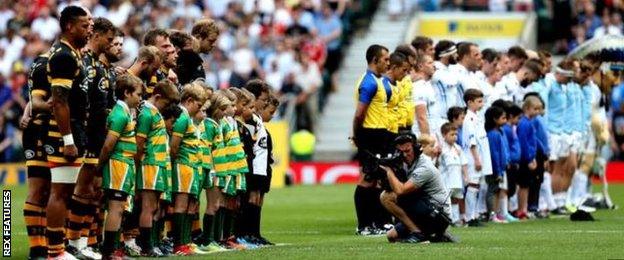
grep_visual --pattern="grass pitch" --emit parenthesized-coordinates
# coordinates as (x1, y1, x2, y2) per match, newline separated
(3, 183, 624, 259)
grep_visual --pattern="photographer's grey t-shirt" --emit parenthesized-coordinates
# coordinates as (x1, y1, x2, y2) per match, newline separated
(408, 155, 451, 215)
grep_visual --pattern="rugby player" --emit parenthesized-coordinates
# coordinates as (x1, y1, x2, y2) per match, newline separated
(45, 6, 91, 259)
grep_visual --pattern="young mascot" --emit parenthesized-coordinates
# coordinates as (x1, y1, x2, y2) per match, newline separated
(98, 75, 143, 259)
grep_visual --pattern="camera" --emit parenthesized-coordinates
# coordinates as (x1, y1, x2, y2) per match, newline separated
(361, 149, 407, 190)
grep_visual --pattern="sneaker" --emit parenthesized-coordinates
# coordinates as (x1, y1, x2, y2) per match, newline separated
(198, 241, 228, 252)
(173, 245, 194, 256)
(236, 237, 259, 249)
(504, 213, 519, 222)
(355, 226, 374, 236)
(565, 204, 578, 213)
(158, 238, 174, 256)
(401, 232, 430, 244)
(223, 237, 246, 250)
(256, 236, 275, 246)
(550, 207, 569, 215)
(141, 248, 163, 257)
(66, 245, 88, 260)
(490, 214, 508, 223)
(535, 211, 550, 219)
(103, 249, 127, 260)
(515, 211, 529, 220)
(577, 205, 596, 213)
(152, 247, 164, 256)
(429, 231, 459, 243)
(188, 243, 210, 255)
(80, 247, 102, 260)
(466, 219, 485, 227)
(50, 251, 79, 260)
(371, 228, 388, 236)
(123, 240, 142, 257)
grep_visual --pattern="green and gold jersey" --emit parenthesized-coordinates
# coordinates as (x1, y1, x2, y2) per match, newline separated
(172, 106, 200, 166)
(136, 101, 168, 166)
(205, 118, 228, 176)
(221, 117, 248, 175)
(107, 100, 137, 164)
(197, 121, 212, 170)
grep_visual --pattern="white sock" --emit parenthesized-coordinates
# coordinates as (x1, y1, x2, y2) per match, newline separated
(499, 194, 509, 216)
(68, 238, 81, 249)
(477, 178, 487, 214)
(451, 203, 460, 223)
(79, 236, 88, 250)
(509, 193, 518, 212)
(554, 192, 567, 208)
(465, 186, 479, 221)
(572, 173, 589, 206)
(125, 238, 136, 246)
(540, 172, 557, 211)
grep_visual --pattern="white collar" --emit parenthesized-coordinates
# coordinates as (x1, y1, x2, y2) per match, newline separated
(117, 100, 129, 113)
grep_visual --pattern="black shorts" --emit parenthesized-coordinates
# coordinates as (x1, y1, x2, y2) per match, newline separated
(397, 197, 449, 235)
(355, 128, 393, 164)
(23, 120, 50, 178)
(246, 173, 271, 194)
(517, 162, 534, 188)
(46, 119, 87, 167)
(506, 164, 519, 196)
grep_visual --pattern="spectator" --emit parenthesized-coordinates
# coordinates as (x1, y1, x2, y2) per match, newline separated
(0, 19, 26, 77)
(578, 2, 602, 39)
(0, 1, 14, 35)
(30, 6, 60, 43)
(315, 2, 343, 90)
(593, 12, 623, 38)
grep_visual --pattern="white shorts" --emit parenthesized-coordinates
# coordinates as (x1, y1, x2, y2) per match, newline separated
(584, 130, 597, 154)
(570, 131, 585, 154)
(50, 166, 80, 183)
(449, 187, 464, 199)
(443, 170, 463, 190)
(549, 133, 572, 160)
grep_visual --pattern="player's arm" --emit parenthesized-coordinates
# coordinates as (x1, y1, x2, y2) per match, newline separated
(352, 80, 376, 144)
(31, 91, 51, 113)
(49, 52, 78, 159)
(97, 114, 125, 174)
(414, 104, 429, 134)
(134, 112, 151, 165)
(382, 166, 418, 196)
(170, 117, 186, 160)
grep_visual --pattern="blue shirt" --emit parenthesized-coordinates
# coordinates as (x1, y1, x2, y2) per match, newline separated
(502, 124, 520, 163)
(487, 128, 509, 176)
(314, 13, 342, 50)
(358, 70, 390, 104)
(517, 115, 537, 163)
(544, 75, 567, 134)
(581, 84, 594, 131)
(534, 115, 550, 155)
(565, 82, 584, 133)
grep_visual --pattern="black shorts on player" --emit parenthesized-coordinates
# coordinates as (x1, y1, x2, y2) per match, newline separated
(355, 128, 393, 166)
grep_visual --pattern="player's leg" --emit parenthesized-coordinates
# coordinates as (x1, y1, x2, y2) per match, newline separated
(67, 163, 97, 253)
(47, 166, 80, 258)
(24, 169, 50, 259)
(101, 192, 127, 258)
(380, 191, 419, 233)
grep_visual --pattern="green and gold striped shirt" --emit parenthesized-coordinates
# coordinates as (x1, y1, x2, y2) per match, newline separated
(136, 101, 168, 166)
(107, 100, 136, 164)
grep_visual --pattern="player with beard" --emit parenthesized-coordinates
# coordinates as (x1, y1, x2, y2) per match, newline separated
(45, 6, 92, 259)
(144, 29, 179, 91)
(494, 60, 541, 106)
(63, 17, 115, 260)
(127, 46, 163, 96)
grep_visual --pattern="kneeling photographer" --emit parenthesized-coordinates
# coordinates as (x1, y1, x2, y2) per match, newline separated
(378, 134, 454, 243)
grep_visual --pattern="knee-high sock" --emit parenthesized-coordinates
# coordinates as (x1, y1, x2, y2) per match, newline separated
(477, 179, 488, 214)
(371, 187, 391, 227)
(553, 192, 567, 208)
(499, 195, 508, 215)
(570, 171, 589, 206)
(451, 204, 460, 223)
(354, 186, 372, 229)
(541, 172, 557, 211)
(465, 186, 479, 221)
(509, 193, 518, 212)
(24, 202, 47, 258)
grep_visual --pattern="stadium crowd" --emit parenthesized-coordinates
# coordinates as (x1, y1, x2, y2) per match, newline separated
(351, 37, 619, 243)
(0, 0, 385, 163)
